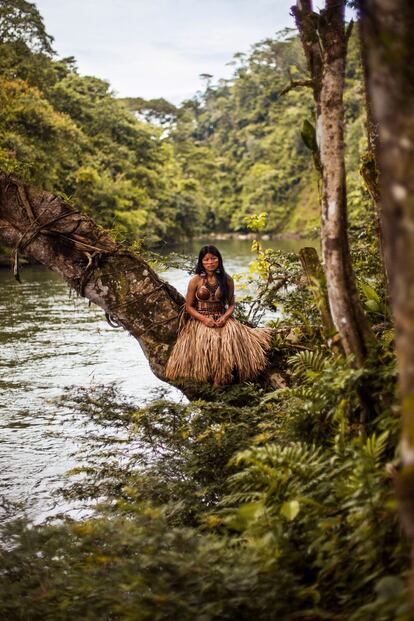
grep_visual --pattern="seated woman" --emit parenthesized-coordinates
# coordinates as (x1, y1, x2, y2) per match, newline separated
(165, 245, 272, 385)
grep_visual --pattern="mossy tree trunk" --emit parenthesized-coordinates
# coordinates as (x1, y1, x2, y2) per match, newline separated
(358, 0, 414, 603)
(0, 173, 184, 380)
(292, 0, 373, 367)
(358, 21, 388, 283)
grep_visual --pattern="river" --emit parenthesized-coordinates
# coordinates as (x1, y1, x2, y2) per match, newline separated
(0, 238, 318, 523)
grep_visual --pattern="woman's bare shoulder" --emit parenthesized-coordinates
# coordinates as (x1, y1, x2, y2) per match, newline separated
(188, 274, 202, 288)
(226, 274, 234, 285)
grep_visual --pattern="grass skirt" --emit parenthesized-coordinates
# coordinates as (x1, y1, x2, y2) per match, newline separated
(165, 316, 272, 385)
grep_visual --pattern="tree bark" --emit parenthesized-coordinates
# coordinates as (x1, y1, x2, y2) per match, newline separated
(292, 0, 373, 367)
(0, 173, 184, 380)
(358, 0, 414, 603)
(358, 21, 388, 283)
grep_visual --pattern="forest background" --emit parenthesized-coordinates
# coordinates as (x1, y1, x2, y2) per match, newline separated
(0, 1, 410, 621)
(0, 1, 369, 246)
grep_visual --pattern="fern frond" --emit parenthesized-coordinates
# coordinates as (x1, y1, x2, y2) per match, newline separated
(362, 431, 389, 464)
(288, 348, 328, 380)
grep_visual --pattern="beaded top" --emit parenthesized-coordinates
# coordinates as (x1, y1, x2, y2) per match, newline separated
(195, 277, 224, 316)
(196, 277, 221, 302)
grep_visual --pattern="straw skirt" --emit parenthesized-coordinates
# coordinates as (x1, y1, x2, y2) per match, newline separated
(165, 317, 272, 385)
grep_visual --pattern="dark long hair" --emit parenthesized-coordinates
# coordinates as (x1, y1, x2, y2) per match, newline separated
(195, 245, 229, 305)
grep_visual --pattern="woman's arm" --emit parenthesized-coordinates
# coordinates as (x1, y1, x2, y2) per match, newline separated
(215, 276, 235, 327)
(185, 276, 216, 328)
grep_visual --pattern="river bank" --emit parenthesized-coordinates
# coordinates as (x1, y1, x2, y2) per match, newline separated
(195, 230, 317, 242)
(0, 229, 319, 269)
(1, 237, 318, 522)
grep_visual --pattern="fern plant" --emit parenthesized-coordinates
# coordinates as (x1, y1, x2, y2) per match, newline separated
(288, 348, 329, 380)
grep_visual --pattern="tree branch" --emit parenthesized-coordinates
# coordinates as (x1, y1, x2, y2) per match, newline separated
(0, 173, 184, 381)
(280, 78, 313, 95)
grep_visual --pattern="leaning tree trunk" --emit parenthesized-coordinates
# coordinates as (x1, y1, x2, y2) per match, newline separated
(292, 0, 373, 367)
(358, 0, 414, 604)
(0, 173, 184, 380)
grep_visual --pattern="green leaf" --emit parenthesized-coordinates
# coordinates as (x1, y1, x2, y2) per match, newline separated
(360, 280, 381, 304)
(300, 120, 317, 152)
(238, 501, 265, 521)
(374, 576, 405, 600)
(365, 299, 381, 313)
(280, 500, 300, 521)
(227, 501, 265, 531)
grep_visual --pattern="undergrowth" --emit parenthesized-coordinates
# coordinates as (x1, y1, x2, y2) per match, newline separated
(0, 246, 409, 620)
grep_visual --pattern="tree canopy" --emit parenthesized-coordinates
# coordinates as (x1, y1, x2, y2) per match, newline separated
(0, 14, 369, 245)
(0, 0, 54, 53)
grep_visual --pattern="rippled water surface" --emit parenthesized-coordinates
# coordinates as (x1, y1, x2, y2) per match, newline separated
(0, 238, 318, 521)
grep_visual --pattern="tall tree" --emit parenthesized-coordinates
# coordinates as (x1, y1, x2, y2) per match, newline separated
(291, 0, 373, 366)
(0, 0, 54, 54)
(357, 19, 388, 283)
(358, 0, 414, 603)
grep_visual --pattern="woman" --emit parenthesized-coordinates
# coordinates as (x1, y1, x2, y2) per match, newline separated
(165, 245, 272, 385)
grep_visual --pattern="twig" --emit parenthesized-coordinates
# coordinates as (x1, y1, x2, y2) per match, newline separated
(280, 79, 313, 96)
(16, 186, 36, 222)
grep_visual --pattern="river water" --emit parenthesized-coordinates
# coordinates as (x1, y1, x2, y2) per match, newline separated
(0, 238, 317, 523)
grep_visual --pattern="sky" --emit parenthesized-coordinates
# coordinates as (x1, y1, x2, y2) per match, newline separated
(35, 0, 301, 104)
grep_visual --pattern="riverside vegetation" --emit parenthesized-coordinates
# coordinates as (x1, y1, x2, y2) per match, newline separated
(0, 1, 410, 620)
(0, 239, 408, 620)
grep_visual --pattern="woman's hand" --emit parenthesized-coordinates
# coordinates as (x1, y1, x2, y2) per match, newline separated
(215, 316, 227, 328)
(202, 316, 217, 328)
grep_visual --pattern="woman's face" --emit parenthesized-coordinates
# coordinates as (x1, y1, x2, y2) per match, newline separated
(202, 252, 219, 273)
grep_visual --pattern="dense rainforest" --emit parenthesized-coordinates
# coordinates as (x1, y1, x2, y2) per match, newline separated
(1, 1, 413, 620)
(0, 2, 369, 245)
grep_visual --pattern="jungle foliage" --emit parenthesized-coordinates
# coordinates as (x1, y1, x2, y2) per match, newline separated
(0, 2, 408, 619)
(0, 244, 409, 620)
(0, 1, 369, 245)
(167, 30, 369, 236)
(0, 1, 197, 244)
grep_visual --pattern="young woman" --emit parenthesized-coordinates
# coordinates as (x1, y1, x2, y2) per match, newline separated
(165, 245, 272, 385)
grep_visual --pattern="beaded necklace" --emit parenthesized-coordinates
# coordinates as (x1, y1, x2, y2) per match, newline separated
(204, 278, 219, 298)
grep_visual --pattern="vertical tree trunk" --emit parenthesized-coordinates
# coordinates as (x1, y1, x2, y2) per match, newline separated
(358, 22, 388, 282)
(292, 0, 373, 367)
(358, 0, 414, 603)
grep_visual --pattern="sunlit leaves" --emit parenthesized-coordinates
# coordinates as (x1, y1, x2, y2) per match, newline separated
(280, 499, 300, 521)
